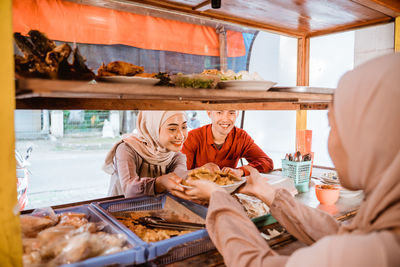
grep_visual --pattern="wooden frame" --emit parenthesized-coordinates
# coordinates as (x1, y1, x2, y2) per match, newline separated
(5, 1, 399, 265)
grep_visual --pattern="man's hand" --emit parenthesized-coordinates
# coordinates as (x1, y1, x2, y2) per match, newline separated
(200, 162, 220, 173)
(221, 167, 244, 178)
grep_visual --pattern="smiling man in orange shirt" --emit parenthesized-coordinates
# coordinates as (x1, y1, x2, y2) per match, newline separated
(182, 110, 274, 177)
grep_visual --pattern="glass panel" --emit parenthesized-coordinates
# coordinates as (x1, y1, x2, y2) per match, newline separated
(246, 31, 297, 167)
(309, 31, 355, 167)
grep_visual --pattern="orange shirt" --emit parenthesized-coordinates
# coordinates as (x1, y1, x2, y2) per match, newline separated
(182, 125, 274, 175)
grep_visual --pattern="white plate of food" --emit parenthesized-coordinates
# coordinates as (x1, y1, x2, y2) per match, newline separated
(181, 168, 246, 194)
(96, 76, 160, 85)
(182, 177, 246, 194)
(218, 80, 277, 91)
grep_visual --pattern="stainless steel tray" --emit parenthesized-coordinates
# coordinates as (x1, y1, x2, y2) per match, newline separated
(270, 86, 335, 94)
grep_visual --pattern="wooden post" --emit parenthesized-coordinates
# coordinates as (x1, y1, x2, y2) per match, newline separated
(296, 37, 310, 149)
(217, 26, 228, 71)
(395, 17, 400, 52)
(0, 0, 23, 266)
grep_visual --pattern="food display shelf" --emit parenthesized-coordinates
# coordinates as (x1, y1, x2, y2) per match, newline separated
(15, 78, 332, 110)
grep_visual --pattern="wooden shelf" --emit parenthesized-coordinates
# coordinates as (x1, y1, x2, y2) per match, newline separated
(16, 78, 332, 110)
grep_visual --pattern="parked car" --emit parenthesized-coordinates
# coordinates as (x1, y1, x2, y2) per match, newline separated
(15, 147, 32, 210)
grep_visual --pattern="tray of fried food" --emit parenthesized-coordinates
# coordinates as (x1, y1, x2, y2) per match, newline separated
(114, 211, 193, 243)
(182, 168, 246, 194)
(20, 205, 144, 266)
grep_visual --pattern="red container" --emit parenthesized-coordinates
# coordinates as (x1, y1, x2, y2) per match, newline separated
(296, 130, 312, 154)
(315, 184, 340, 205)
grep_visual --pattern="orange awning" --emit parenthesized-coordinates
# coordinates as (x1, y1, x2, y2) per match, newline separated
(13, 0, 246, 57)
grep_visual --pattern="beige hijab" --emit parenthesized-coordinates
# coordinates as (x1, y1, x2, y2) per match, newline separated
(103, 111, 187, 174)
(334, 53, 400, 234)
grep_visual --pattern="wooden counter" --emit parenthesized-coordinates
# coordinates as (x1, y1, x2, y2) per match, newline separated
(22, 168, 362, 266)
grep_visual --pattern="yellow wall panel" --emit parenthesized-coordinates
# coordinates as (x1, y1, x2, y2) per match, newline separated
(0, 0, 23, 266)
(395, 17, 400, 52)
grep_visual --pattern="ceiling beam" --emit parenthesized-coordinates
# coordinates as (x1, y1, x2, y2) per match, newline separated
(351, 0, 400, 17)
(308, 17, 393, 37)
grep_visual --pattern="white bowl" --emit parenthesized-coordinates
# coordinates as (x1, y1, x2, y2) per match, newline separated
(182, 177, 246, 194)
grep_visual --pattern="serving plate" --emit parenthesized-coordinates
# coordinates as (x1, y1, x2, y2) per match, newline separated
(96, 76, 159, 85)
(218, 80, 277, 91)
(182, 177, 246, 194)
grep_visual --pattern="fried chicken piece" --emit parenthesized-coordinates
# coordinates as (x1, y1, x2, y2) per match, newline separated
(15, 54, 34, 73)
(57, 47, 95, 81)
(50, 232, 127, 265)
(97, 61, 144, 77)
(45, 43, 72, 71)
(28, 30, 56, 60)
(22, 238, 40, 254)
(59, 212, 89, 228)
(13, 32, 40, 58)
(20, 215, 57, 238)
(96, 63, 116, 77)
(14, 30, 95, 81)
(50, 232, 93, 265)
(37, 225, 75, 260)
(23, 251, 42, 266)
(71, 47, 95, 80)
(201, 69, 220, 75)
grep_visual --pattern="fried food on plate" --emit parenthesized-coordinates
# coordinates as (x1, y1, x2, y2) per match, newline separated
(182, 168, 241, 186)
(97, 61, 144, 77)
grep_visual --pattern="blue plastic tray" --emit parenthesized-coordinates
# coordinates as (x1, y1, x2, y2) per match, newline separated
(92, 194, 215, 263)
(45, 204, 146, 266)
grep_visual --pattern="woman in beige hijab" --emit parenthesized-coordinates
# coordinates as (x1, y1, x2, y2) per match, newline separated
(186, 53, 400, 266)
(104, 111, 189, 198)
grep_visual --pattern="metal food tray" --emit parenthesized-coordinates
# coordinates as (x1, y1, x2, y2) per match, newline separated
(92, 193, 215, 264)
(45, 205, 146, 266)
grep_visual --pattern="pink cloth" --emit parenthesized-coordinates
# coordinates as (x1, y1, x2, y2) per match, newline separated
(334, 54, 400, 235)
(206, 53, 400, 267)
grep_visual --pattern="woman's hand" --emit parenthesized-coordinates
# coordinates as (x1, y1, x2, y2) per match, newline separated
(200, 162, 220, 173)
(238, 166, 277, 206)
(185, 180, 225, 201)
(221, 167, 244, 178)
(155, 173, 191, 200)
(237, 166, 264, 196)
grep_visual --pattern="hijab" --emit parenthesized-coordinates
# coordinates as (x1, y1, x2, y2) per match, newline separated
(334, 53, 400, 234)
(103, 111, 187, 174)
